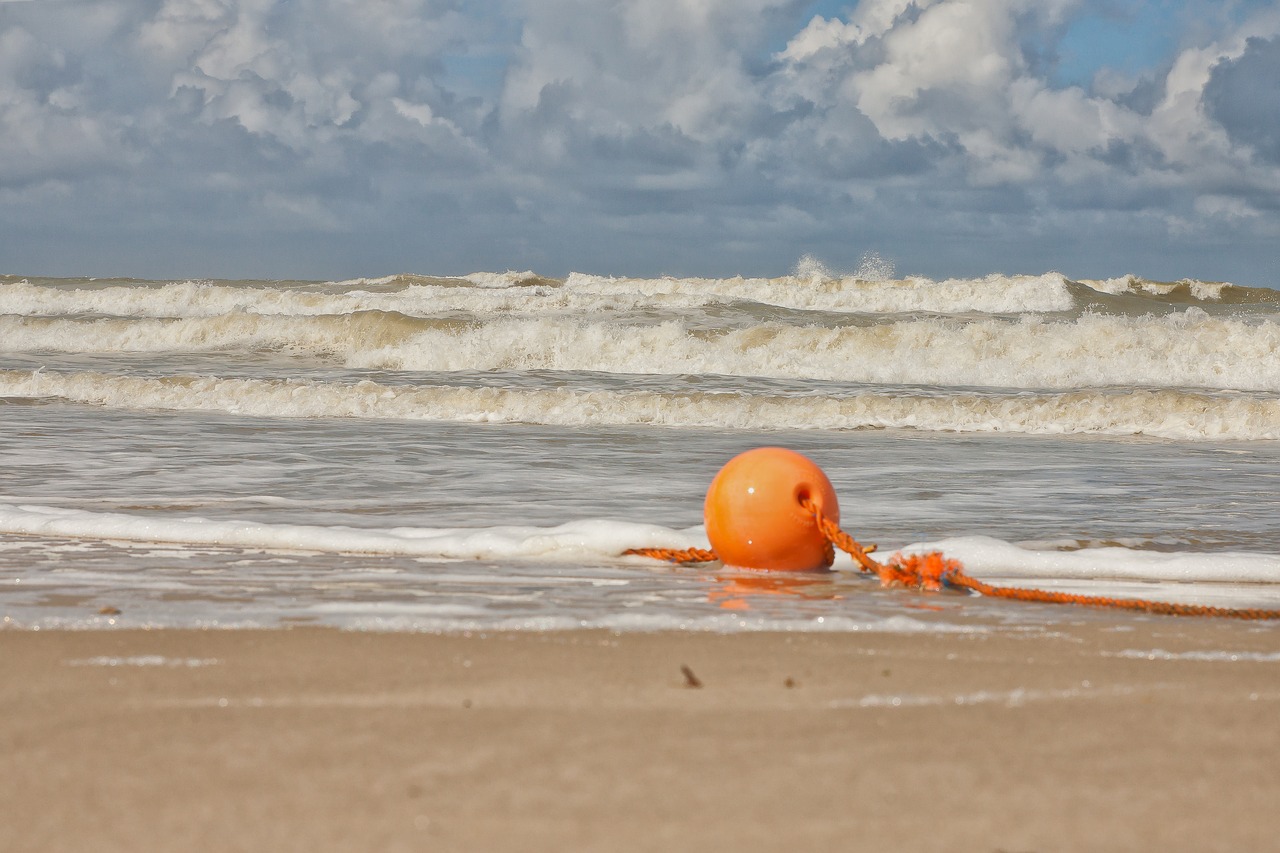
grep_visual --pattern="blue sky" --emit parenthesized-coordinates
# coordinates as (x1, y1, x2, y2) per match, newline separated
(1, 0, 1279, 285)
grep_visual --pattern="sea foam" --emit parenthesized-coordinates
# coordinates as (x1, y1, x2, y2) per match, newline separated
(5, 503, 1280, 586)
(0, 502, 706, 561)
(7, 310, 1280, 394)
(5, 369, 1279, 439)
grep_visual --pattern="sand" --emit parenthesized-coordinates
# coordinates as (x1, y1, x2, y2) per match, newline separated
(3, 618, 1279, 852)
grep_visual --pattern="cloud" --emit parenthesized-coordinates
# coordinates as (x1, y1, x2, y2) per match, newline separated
(1205, 35, 1280, 164)
(770, 1, 1277, 192)
(0, 0, 1279, 282)
(0, 13, 126, 185)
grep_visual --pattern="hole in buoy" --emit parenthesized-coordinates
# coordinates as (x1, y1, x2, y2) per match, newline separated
(794, 485, 812, 507)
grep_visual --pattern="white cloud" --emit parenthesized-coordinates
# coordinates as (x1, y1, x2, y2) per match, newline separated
(0, 0, 1279, 282)
(136, 0, 232, 62)
(500, 0, 788, 141)
(765, 0, 1280, 211)
(0, 22, 121, 184)
(852, 0, 1027, 140)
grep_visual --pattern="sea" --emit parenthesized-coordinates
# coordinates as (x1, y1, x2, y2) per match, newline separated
(3, 263, 1280, 632)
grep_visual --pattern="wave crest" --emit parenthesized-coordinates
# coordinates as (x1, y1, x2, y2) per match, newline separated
(6, 369, 1278, 440)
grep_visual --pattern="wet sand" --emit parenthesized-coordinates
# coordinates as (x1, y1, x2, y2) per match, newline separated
(3, 619, 1279, 852)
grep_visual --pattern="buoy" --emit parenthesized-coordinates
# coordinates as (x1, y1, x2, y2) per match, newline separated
(703, 447, 839, 571)
(628, 451, 1280, 620)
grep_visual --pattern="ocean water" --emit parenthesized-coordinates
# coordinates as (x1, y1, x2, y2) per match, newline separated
(3, 268, 1280, 631)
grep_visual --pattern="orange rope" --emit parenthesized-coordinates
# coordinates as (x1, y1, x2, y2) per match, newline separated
(946, 571, 1280, 619)
(622, 546, 716, 563)
(625, 500, 1280, 619)
(796, 497, 1280, 621)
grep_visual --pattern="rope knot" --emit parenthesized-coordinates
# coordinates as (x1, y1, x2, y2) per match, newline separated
(882, 552, 965, 591)
(626, 493, 1280, 620)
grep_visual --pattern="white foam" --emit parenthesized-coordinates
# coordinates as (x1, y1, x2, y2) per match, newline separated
(1181, 280, 1230, 301)
(328, 275, 401, 287)
(329, 611, 986, 635)
(1, 271, 1077, 319)
(5, 273, 1273, 327)
(1104, 649, 1280, 662)
(6, 369, 1279, 440)
(0, 278, 572, 320)
(1079, 275, 1237, 301)
(830, 683, 1145, 709)
(0, 502, 706, 561)
(350, 312, 1280, 393)
(895, 536, 1280, 584)
(460, 270, 544, 288)
(66, 655, 221, 667)
(6, 502, 1279, 589)
(8, 291, 1280, 395)
(1084, 275, 1141, 295)
(562, 270, 1076, 314)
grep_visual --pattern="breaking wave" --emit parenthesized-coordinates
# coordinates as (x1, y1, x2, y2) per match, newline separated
(5, 369, 1278, 440)
(4, 269, 1278, 440)
(4, 309, 1277, 392)
(5, 271, 1276, 320)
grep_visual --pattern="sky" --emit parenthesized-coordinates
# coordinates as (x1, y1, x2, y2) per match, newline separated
(1, 0, 1278, 285)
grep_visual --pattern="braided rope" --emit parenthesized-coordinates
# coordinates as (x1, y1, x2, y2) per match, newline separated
(624, 499, 1280, 619)
(944, 572, 1280, 620)
(622, 546, 716, 563)
(797, 497, 1280, 621)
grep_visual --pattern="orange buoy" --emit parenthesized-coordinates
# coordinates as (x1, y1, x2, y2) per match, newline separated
(703, 447, 839, 572)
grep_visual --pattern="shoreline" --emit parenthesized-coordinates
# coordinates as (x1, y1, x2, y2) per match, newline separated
(4, 621, 1280, 851)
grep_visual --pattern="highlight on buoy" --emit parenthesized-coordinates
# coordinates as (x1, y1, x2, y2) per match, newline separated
(703, 446, 838, 572)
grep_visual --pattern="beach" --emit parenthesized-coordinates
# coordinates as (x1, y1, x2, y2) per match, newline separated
(7, 0, 1280, 844)
(6, 619, 1279, 852)
(4, 272, 1280, 849)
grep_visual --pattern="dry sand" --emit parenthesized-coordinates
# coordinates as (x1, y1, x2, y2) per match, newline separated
(3, 618, 1279, 852)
